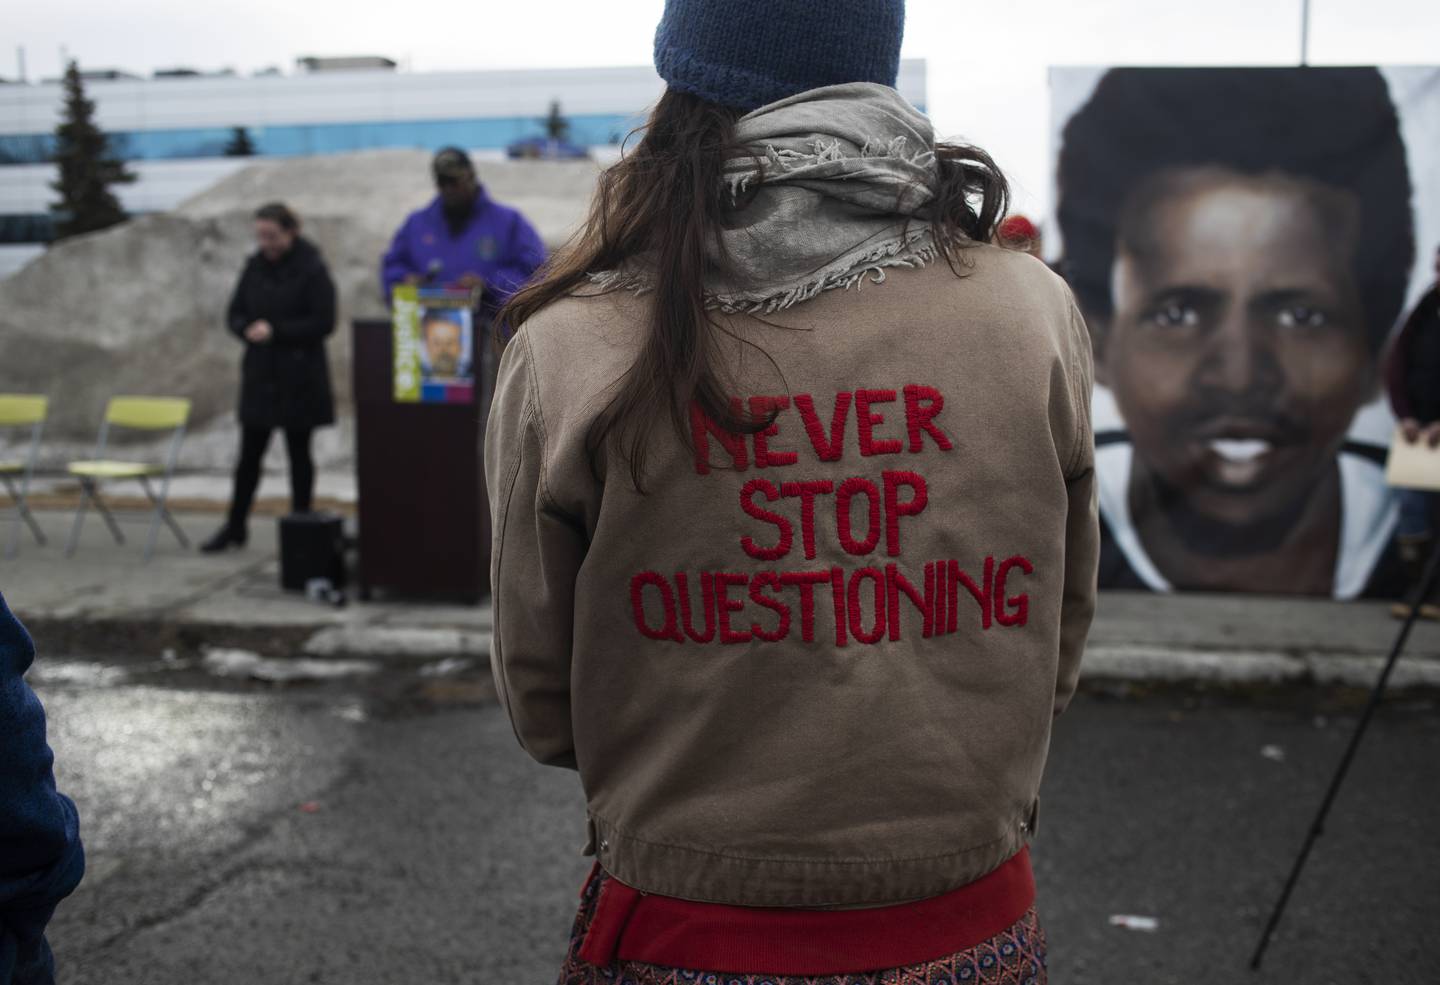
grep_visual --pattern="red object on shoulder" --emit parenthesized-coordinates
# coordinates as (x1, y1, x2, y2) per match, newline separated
(997, 215, 1039, 243)
(578, 847, 1035, 976)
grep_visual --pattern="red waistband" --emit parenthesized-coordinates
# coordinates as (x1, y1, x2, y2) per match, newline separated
(577, 847, 1035, 976)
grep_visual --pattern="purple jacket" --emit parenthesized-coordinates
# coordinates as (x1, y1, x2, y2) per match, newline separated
(380, 189, 546, 313)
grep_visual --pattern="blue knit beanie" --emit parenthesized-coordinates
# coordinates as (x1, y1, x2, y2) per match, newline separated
(654, 0, 905, 112)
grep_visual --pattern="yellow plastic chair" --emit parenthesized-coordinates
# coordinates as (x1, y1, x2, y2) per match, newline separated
(65, 397, 192, 562)
(0, 394, 49, 559)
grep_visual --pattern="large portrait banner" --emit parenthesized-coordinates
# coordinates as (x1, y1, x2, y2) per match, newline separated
(1048, 66, 1440, 598)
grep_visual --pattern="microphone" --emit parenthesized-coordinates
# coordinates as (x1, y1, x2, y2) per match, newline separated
(424, 259, 443, 285)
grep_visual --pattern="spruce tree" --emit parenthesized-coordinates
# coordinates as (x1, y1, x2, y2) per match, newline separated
(224, 126, 256, 157)
(543, 101, 571, 142)
(50, 61, 135, 240)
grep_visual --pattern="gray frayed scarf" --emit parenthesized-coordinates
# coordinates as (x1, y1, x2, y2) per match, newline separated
(591, 82, 942, 314)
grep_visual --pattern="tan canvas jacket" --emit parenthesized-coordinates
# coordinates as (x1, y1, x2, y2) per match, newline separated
(485, 246, 1098, 908)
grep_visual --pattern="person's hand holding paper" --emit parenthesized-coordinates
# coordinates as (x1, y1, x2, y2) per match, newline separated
(1386, 423, 1440, 489)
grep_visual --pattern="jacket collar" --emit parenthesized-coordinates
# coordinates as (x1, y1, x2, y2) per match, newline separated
(254, 236, 313, 270)
(591, 84, 941, 314)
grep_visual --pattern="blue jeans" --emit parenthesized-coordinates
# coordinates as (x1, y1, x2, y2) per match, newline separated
(1395, 487, 1436, 539)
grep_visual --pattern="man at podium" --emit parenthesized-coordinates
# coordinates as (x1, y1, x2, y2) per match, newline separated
(381, 147, 547, 318)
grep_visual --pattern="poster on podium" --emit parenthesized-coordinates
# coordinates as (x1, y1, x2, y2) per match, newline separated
(391, 286, 476, 404)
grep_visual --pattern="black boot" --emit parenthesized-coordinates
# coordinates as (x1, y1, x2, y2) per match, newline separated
(200, 525, 247, 554)
(1391, 534, 1438, 619)
(1398, 534, 1431, 583)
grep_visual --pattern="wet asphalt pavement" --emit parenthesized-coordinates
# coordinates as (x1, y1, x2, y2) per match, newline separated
(30, 656, 1440, 984)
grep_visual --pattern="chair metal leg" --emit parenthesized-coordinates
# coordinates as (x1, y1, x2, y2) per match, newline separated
(4, 416, 49, 557)
(65, 480, 93, 557)
(3, 508, 17, 560)
(142, 492, 162, 563)
(160, 507, 189, 548)
(7, 520, 45, 557)
(90, 486, 126, 545)
(150, 478, 189, 548)
(165, 512, 189, 548)
(18, 492, 46, 544)
(140, 475, 187, 561)
(3, 474, 47, 548)
(3, 475, 44, 557)
(20, 503, 46, 545)
(3, 476, 23, 559)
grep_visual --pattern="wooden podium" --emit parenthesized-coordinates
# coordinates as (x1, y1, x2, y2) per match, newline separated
(351, 317, 491, 603)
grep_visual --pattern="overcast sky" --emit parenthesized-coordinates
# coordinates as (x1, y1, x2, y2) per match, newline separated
(10, 0, 1440, 212)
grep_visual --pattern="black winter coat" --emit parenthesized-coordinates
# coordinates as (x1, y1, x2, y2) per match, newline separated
(1387, 286, 1440, 425)
(226, 237, 337, 429)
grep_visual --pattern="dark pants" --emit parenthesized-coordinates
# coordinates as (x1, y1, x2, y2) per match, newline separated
(226, 425, 314, 533)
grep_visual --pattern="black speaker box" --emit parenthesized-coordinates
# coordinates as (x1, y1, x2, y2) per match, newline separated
(278, 512, 347, 591)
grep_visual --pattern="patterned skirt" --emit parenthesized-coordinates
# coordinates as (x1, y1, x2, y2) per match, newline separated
(557, 869, 1047, 985)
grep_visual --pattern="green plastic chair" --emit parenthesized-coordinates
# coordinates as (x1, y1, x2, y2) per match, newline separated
(65, 396, 192, 562)
(0, 394, 49, 559)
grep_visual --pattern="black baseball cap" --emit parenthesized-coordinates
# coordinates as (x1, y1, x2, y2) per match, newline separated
(432, 147, 475, 178)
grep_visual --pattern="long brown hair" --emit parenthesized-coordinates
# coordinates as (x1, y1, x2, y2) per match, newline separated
(499, 89, 1009, 491)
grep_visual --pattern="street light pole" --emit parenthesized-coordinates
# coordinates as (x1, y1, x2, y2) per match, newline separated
(1301, 0, 1312, 65)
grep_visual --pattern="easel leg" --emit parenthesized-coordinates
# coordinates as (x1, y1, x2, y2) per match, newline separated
(1249, 536, 1440, 969)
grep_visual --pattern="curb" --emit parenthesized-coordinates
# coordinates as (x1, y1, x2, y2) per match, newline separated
(1081, 644, 1440, 691)
(303, 626, 491, 660)
(17, 612, 1440, 691)
(16, 614, 321, 662)
(15, 613, 491, 665)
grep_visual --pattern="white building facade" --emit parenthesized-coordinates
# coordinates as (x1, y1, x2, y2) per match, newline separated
(0, 61, 927, 275)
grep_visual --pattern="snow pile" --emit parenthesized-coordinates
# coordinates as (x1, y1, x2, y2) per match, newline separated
(0, 150, 599, 466)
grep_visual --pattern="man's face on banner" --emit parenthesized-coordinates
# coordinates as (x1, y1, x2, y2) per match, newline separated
(423, 317, 464, 377)
(1099, 168, 1376, 529)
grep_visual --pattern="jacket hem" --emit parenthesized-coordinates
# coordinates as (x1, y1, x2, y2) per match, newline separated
(589, 814, 1028, 908)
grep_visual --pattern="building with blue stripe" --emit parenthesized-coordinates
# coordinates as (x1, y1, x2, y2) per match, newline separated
(0, 60, 926, 272)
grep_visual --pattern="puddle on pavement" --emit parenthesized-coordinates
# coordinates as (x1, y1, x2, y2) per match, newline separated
(25, 660, 134, 688)
(27, 650, 496, 719)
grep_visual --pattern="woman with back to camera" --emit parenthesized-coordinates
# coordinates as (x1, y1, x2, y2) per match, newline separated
(487, 1, 1098, 982)
(202, 203, 337, 553)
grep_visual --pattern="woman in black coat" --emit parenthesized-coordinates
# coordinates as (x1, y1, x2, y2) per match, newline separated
(202, 203, 337, 552)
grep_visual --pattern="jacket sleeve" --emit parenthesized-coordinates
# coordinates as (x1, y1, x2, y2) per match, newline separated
(226, 264, 252, 340)
(484, 331, 583, 769)
(1055, 302, 1099, 717)
(270, 258, 337, 346)
(486, 213, 547, 307)
(0, 594, 84, 985)
(1385, 303, 1420, 422)
(380, 217, 417, 303)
